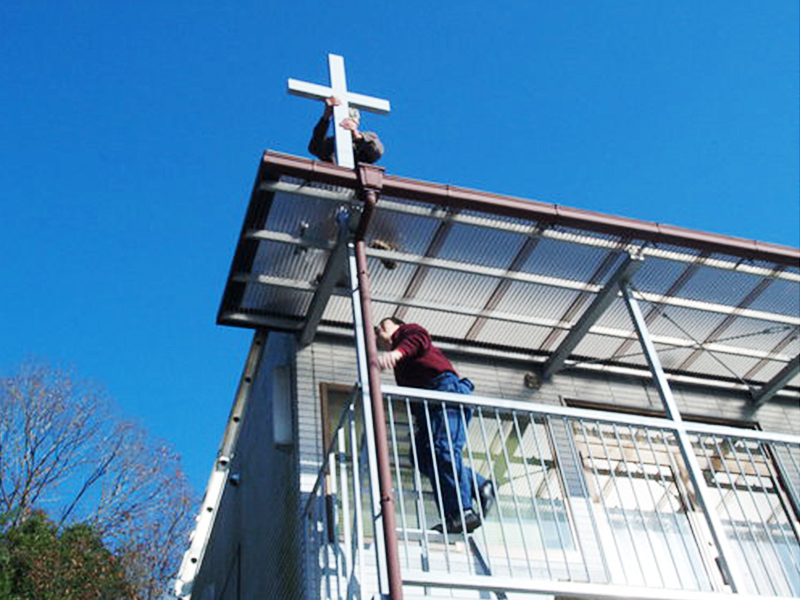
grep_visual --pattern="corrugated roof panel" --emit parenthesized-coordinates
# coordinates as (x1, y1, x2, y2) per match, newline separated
(642, 306, 728, 342)
(522, 238, 621, 284)
(473, 319, 554, 350)
(371, 300, 400, 326)
(593, 297, 634, 331)
(456, 208, 536, 233)
(219, 159, 799, 393)
(491, 281, 581, 322)
(707, 316, 796, 354)
(266, 191, 339, 242)
(368, 206, 440, 257)
(683, 352, 761, 381)
(749, 359, 798, 384)
(406, 268, 504, 311)
(644, 242, 704, 259)
(551, 224, 623, 245)
(630, 257, 694, 296)
(573, 333, 631, 364)
(241, 285, 313, 317)
(678, 265, 770, 308)
(435, 222, 527, 268)
(654, 347, 696, 371)
(250, 241, 329, 284)
(378, 194, 439, 213)
(369, 259, 420, 298)
(398, 307, 477, 340)
(748, 278, 800, 316)
(321, 295, 353, 325)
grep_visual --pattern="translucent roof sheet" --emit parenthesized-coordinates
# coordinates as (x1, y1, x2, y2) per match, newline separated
(218, 153, 800, 399)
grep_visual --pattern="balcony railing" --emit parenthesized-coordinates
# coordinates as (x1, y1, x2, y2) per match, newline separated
(305, 385, 800, 600)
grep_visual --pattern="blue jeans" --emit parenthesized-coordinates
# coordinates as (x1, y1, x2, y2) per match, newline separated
(413, 373, 486, 519)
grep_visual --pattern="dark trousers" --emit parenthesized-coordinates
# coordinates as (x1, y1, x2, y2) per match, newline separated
(413, 373, 486, 519)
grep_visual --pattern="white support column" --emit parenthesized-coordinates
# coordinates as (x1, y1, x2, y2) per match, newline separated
(346, 242, 390, 597)
(620, 282, 747, 593)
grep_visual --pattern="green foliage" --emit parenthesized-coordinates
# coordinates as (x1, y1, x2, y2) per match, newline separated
(0, 510, 133, 600)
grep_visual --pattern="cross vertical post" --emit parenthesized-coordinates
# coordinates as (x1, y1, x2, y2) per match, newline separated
(328, 54, 355, 169)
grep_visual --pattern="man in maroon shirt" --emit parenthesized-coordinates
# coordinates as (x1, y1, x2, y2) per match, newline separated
(376, 317, 495, 534)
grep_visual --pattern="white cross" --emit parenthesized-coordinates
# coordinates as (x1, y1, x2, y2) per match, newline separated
(288, 54, 391, 169)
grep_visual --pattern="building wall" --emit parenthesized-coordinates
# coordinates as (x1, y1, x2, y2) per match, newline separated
(300, 334, 800, 436)
(191, 332, 301, 600)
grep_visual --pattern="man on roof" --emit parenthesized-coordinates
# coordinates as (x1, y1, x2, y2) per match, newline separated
(376, 317, 495, 535)
(308, 96, 384, 165)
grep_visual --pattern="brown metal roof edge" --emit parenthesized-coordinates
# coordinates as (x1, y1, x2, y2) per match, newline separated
(260, 150, 800, 268)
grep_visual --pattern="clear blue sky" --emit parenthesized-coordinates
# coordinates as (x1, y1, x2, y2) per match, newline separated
(2, 1, 798, 494)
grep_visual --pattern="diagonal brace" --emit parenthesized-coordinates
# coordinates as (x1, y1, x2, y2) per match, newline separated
(541, 253, 643, 379)
(751, 354, 800, 408)
(299, 211, 352, 347)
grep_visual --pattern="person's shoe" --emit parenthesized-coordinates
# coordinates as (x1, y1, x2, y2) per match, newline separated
(431, 509, 482, 535)
(478, 480, 496, 517)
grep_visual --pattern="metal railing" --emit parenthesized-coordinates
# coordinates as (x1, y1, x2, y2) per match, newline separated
(305, 384, 800, 600)
(304, 395, 381, 600)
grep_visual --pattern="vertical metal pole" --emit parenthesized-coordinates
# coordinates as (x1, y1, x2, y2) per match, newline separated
(620, 282, 747, 592)
(463, 406, 494, 572)
(386, 398, 411, 568)
(338, 426, 353, 592)
(493, 411, 533, 576)
(348, 244, 390, 596)
(610, 423, 665, 586)
(578, 421, 627, 585)
(349, 240, 405, 600)
(529, 414, 571, 579)
(478, 408, 514, 575)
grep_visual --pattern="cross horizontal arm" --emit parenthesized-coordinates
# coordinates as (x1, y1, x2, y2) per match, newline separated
(287, 80, 390, 113)
(287, 79, 333, 101)
(346, 92, 391, 114)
